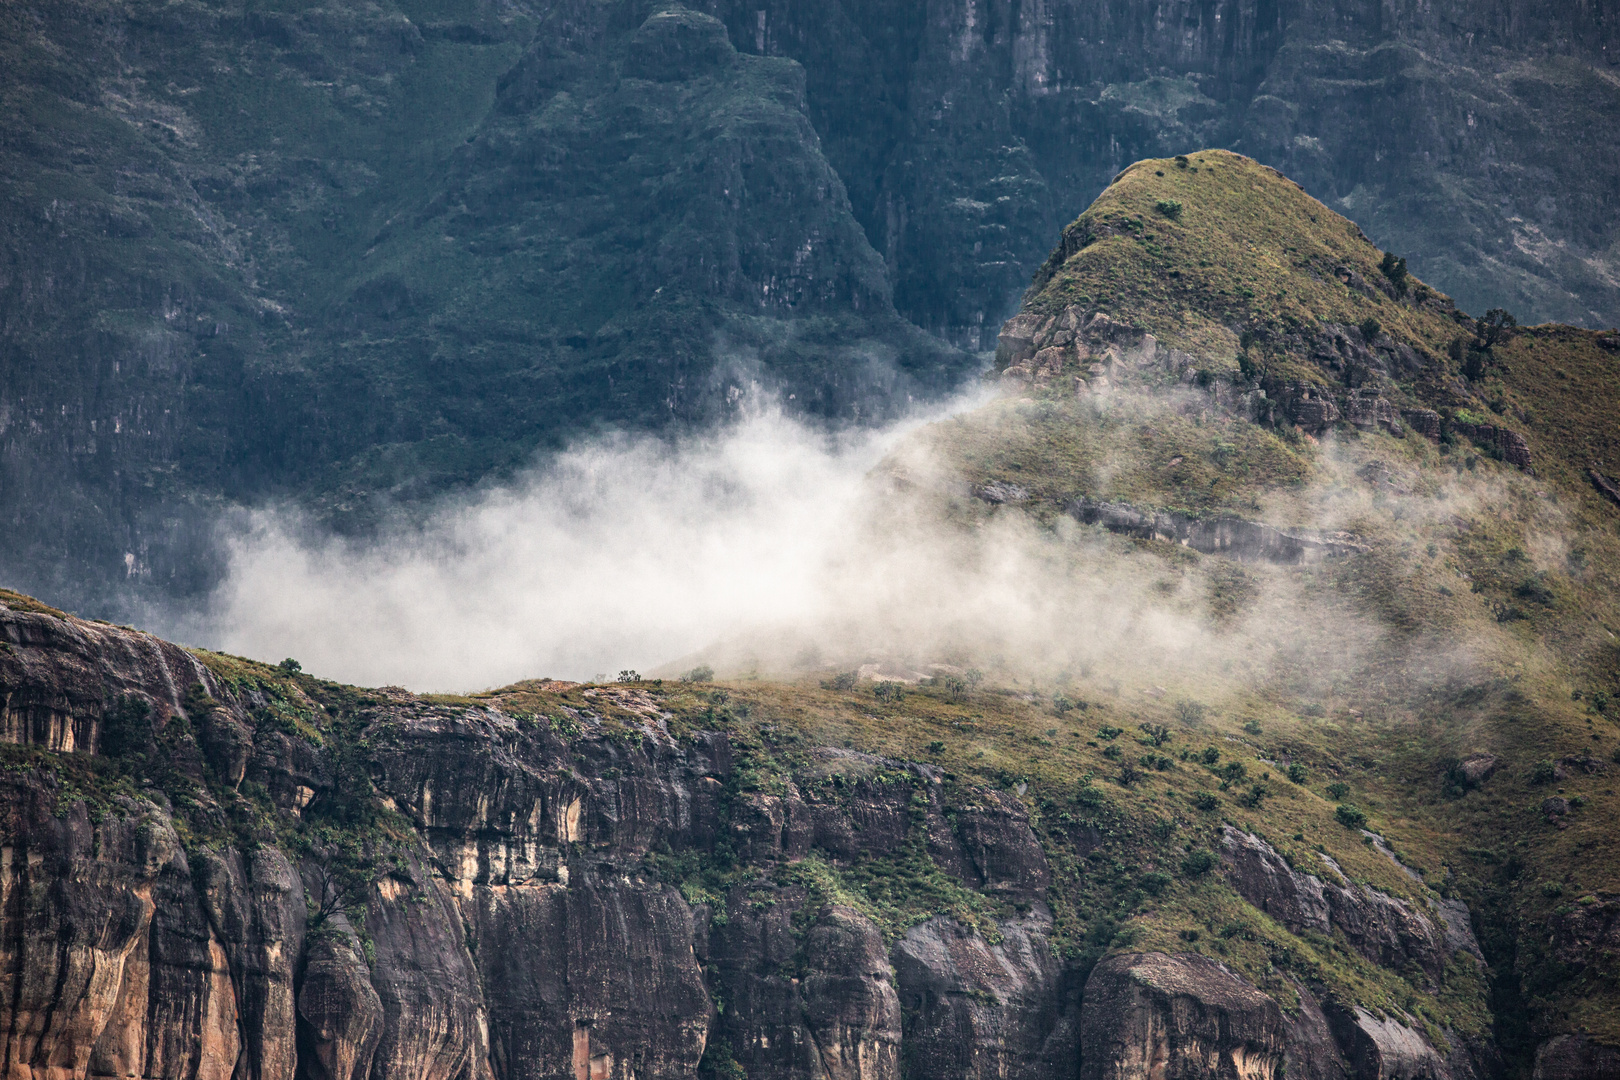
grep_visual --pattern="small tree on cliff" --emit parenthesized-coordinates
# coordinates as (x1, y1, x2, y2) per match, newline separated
(1475, 308, 1517, 350)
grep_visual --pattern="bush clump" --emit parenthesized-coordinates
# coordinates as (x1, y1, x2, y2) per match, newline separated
(1154, 199, 1183, 221)
(1075, 779, 1106, 807)
(1192, 789, 1219, 812)
(1379, 252, 1409, 295)
(1180, 848, 1218, 876)
(682, 665, 716, 683)
(1335, 803, 1368, 829)
(100, 694, 155, 759)
(1236, 782, 1270, 808)
(1286, 763, 1308, 784)
(1175, 699, 1206, 724)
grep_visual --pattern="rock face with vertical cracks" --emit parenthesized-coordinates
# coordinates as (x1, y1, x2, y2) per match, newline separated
(0, 595, 1552, 1080)
(893, 909, 1079, 1080)
(1080, 952, 1287, 1080)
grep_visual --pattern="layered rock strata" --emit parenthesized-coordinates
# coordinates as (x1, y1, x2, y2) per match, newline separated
(0, 596, 1541, 1080)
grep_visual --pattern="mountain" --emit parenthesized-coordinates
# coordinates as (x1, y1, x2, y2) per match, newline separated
(3, 0, 1619, 621)
(4, 153, 1620, 1080)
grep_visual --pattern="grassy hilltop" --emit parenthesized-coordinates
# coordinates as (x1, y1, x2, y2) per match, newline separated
(621, 153, 1620, 1057)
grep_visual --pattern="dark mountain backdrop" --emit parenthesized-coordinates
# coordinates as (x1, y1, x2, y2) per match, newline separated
(2, 0, 1617, 618)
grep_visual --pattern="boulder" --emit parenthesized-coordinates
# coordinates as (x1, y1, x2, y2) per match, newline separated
(1032, 345, 1069, 379)
(1344, 390, 1403, 434)
(1402, 410, 1443, 439)
(975, 482, 1030, 505)
(1219, 827, 1331, 932)
(1285, 387, 1341, 432)
(1547, 894, 1620, 975)
(1451, 421, 1533, 470)
(1455, 754, 1499, 787)
(996, 314, 1045, 368)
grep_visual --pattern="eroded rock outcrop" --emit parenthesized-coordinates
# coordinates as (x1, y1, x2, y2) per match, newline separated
(1070, 500, 1366, 565)
(0, 596, 1548, 1080)
(1080, 952, 1286, 1080)
(1218, 827, 1477, 986)
(893, 909, 1078, 1080)
(1533, 1033, 1620, 1080)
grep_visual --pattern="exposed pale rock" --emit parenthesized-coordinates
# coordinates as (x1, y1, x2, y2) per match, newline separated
(1080, 952, 1286, 1080)
(1455, 753, 1499, 787)
(1324, 1003, 1454, 1080)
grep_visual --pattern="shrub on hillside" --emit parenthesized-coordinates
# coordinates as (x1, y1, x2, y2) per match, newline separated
(1379, 252, 1409, 295)
(873, 681, 906, 704)
(1180, 848, 1218, 876)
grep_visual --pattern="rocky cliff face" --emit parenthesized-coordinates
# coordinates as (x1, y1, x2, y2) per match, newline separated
(0, 0, 969, 619)
(0, 589, 1541, 1080)
(706, 0, 1620, 346)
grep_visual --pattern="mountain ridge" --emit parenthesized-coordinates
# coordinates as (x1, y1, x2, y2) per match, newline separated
(5, 0, 1620, 622)
(5, 151, 1620, 1078)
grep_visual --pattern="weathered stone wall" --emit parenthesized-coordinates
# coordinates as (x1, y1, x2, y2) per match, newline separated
(0, 598, 1551, 1080)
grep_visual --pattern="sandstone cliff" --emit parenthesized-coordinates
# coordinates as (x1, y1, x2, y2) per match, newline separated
(0, 591, 1519, 1080)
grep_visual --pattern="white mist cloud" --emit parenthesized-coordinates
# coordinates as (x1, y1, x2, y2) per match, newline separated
(204, 399, 954, 689)
(201, 390, 1451, 696)
(198, 389, 1225, 690)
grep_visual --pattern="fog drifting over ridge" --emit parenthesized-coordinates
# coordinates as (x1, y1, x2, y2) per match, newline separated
(198, 386, 1511, 696)
(202, 390, 1213, 691)
(208, 395, 991, 690)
